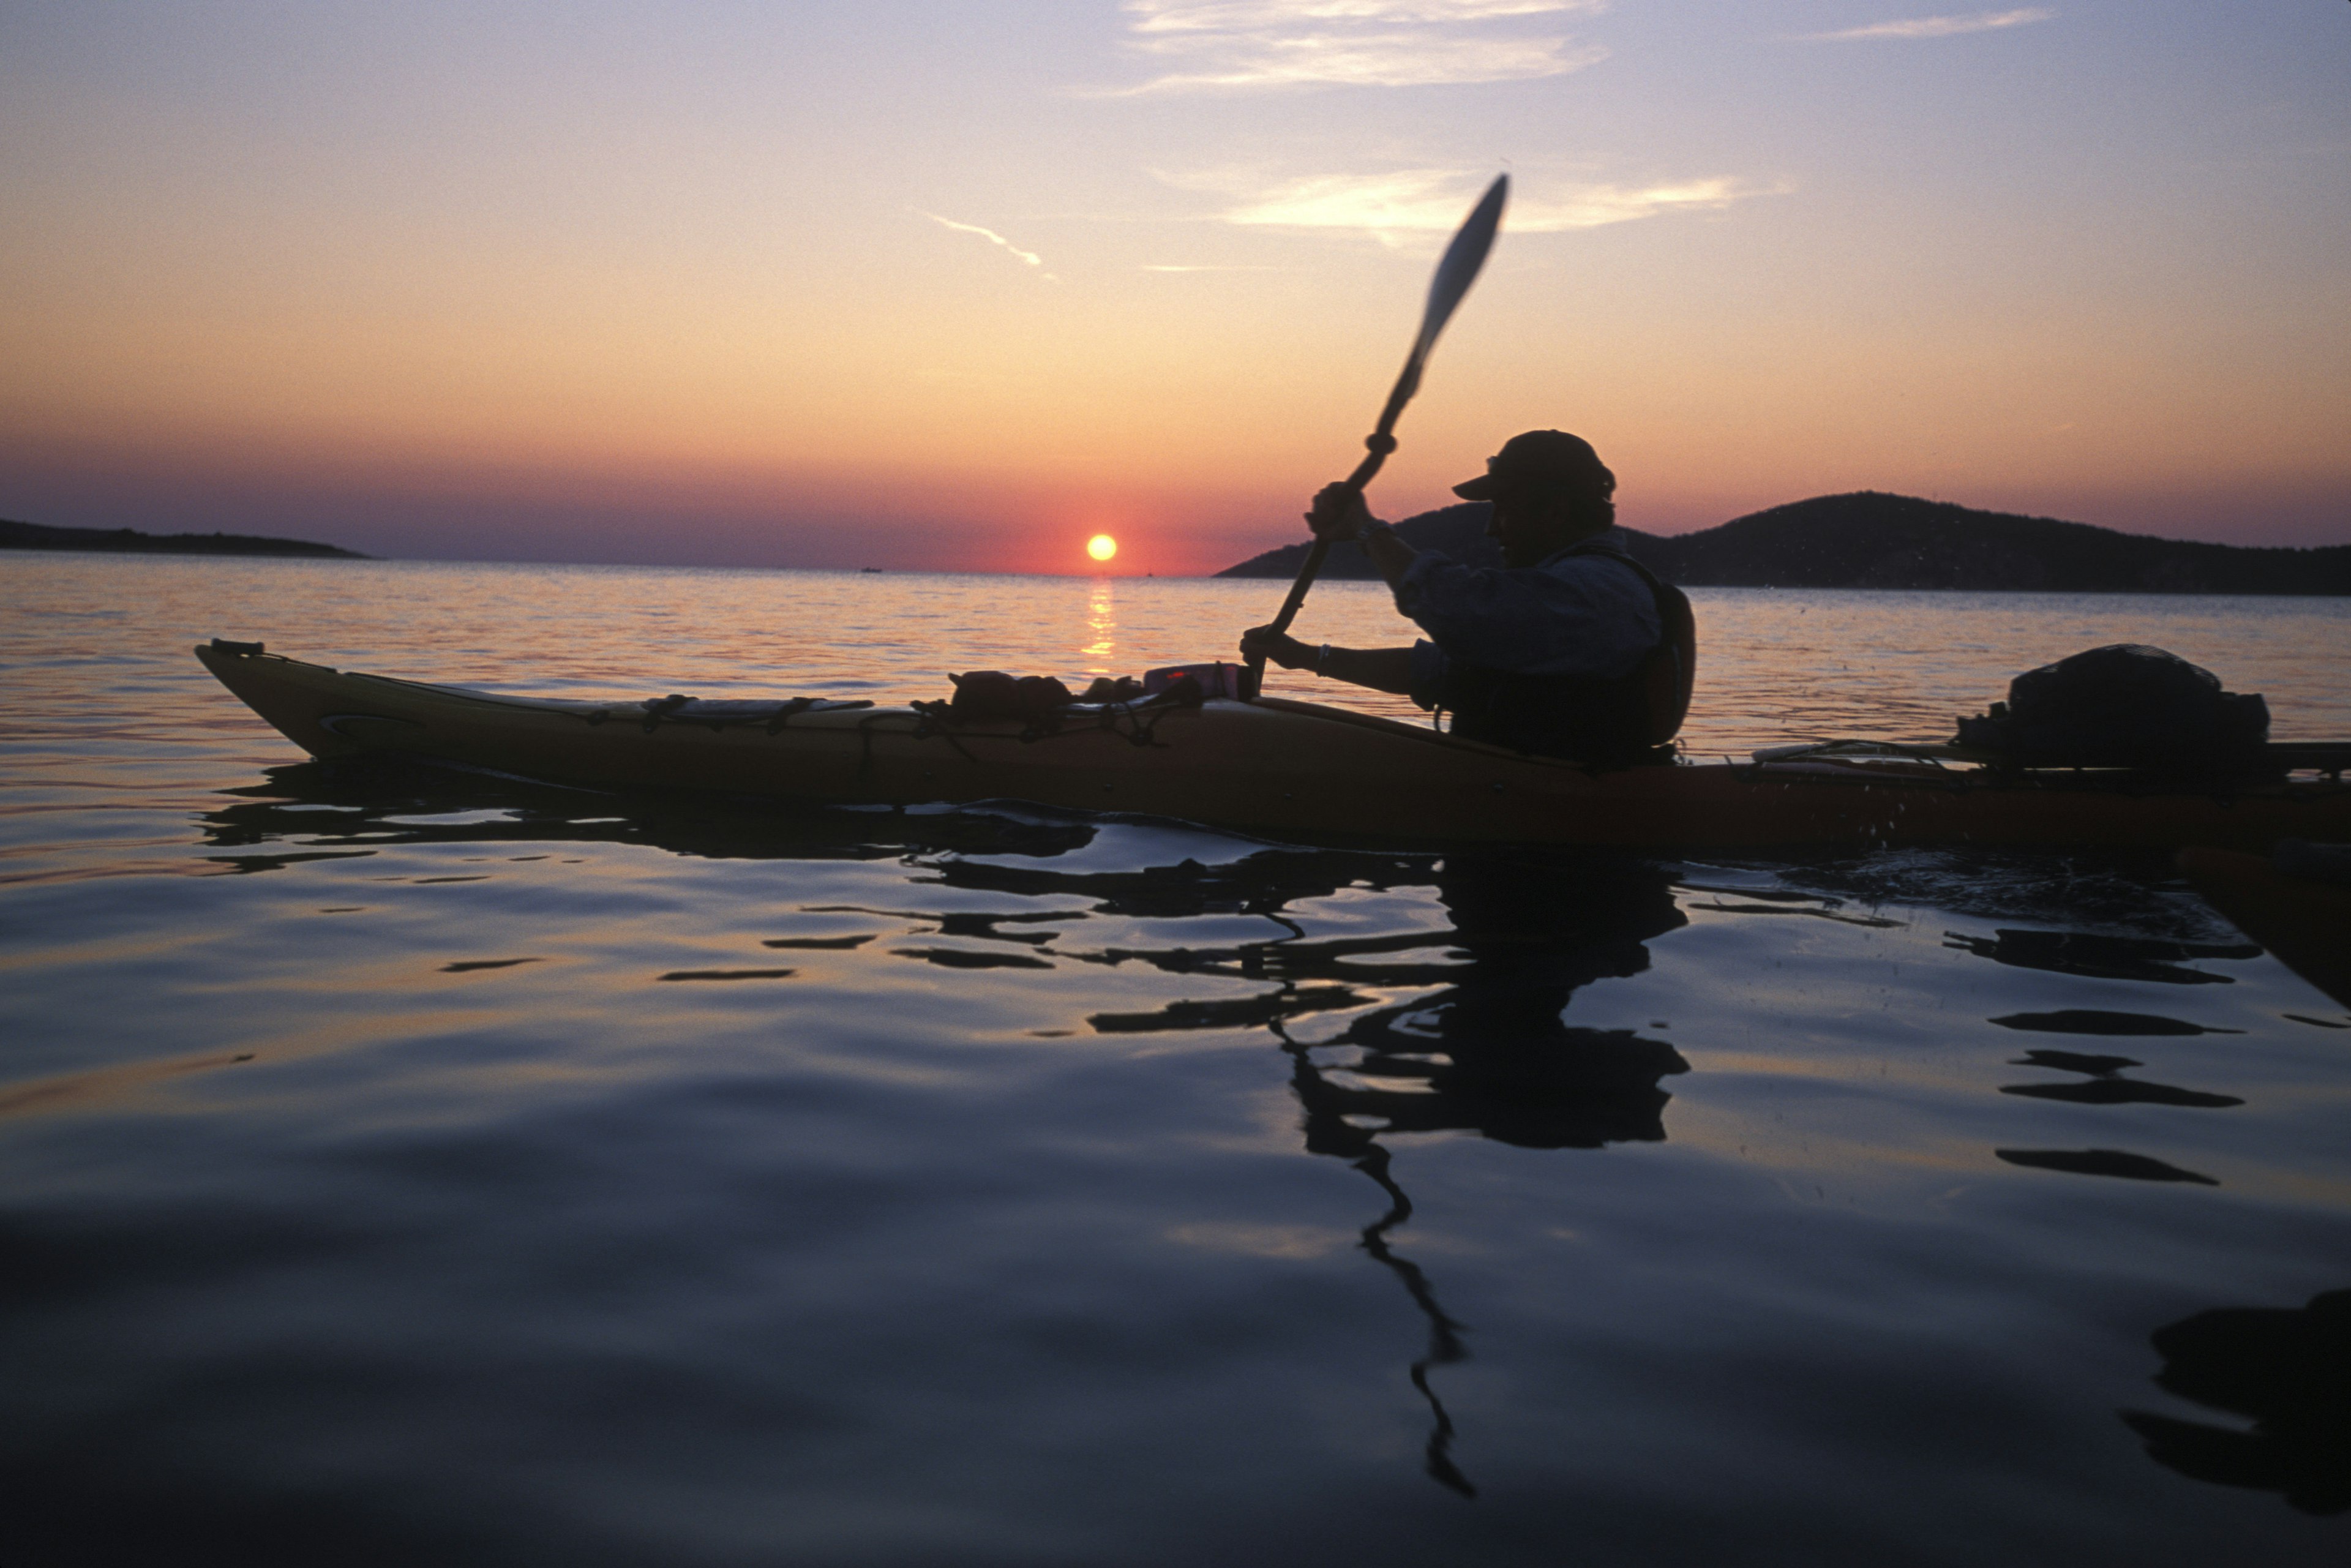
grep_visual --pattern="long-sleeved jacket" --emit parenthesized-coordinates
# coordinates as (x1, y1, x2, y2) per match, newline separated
(1395, 526, 1664, 715)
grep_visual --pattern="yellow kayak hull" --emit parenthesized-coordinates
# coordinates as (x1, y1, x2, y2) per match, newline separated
(196, 643, 2351, 852)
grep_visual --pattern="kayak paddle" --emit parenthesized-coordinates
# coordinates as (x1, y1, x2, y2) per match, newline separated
(1247, 172, 1509, 693)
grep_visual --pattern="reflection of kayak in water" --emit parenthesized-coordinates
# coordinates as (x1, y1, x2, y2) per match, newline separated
(2178, 844, 2351, 1009)
(196, 642, 2351, 852)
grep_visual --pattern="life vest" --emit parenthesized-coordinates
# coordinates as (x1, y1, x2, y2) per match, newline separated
(1436, 544, 1696, 766)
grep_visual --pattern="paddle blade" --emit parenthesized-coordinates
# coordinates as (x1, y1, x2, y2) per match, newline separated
(1259, 170, 1507, 658)
(1412, 173, 1508, 362)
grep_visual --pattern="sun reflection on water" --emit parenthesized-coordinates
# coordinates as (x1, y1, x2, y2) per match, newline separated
(1083, 578, 1116, 675)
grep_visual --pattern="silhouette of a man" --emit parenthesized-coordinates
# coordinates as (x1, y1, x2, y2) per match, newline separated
(1241, 430, 1689, 763)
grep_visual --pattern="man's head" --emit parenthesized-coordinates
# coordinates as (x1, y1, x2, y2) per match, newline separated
(1452, 430, 1616, 568)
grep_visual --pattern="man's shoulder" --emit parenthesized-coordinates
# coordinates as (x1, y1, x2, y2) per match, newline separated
(1536, 530, 1647, 576)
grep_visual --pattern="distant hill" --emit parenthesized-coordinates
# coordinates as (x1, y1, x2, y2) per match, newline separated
(1216, 492, 2351, 595)
(1, 519, 368, 559)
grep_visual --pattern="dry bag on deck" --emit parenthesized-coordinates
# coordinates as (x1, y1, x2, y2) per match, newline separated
(1954, 643, 2269, 771)
(946, 671, 1074, 721)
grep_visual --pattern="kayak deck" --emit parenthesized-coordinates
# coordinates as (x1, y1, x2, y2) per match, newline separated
(195, 642, 2351, 852)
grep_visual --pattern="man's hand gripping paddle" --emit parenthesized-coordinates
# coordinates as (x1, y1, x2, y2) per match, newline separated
(1245, 173, 1508, 694)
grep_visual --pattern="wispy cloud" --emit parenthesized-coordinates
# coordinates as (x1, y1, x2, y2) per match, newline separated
(1130, 1, 1588, 29)
(917, 212, 1060, 282)
(1093, 0, 1607, 95)
(1805, 7, 2054, 42)
(1174, 168, 1785, 244)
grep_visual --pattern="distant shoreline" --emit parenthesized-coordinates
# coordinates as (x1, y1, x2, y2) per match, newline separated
(2, 519, 369, 560)
(1217, 492, 2351, 596)
(8, 498, 2345, 588)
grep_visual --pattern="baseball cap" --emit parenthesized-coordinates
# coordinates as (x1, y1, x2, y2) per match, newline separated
(1452, 430, 1615, 501)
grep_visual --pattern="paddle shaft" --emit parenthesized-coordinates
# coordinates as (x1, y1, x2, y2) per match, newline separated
(1245, 174, 1506, 693)
(1258, 408, 1408, 645)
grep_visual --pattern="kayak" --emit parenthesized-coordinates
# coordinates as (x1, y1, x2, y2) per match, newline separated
(194, 641, 2351, 851)
(2177, 846, 2351, 1009)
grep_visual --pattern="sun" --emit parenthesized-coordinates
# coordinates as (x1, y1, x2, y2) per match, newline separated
(1086, 533, 1118, 563)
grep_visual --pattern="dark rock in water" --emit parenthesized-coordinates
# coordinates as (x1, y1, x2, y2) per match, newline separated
(1, 518, 368, 558)
(1997, 1148, 2219, 1185)
(1214, 492, 2351, 593)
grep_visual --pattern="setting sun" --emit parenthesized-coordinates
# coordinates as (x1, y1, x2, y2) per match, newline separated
(1086, 534, 1118, 563)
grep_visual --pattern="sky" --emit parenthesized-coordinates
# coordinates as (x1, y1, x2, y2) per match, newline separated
(2, 1, 2346, 573)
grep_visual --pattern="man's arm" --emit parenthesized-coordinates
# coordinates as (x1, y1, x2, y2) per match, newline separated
(1235, 628, 1415, 695)
(1310, 483, 1417, 591)
(1229, 481, 1425, 693)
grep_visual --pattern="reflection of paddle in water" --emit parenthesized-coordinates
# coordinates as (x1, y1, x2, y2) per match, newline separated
(1267, 854, 1692, 1496)
(1270, 1018, 1476, 1495)
(1353, 1136, 1478, 1497)
(1079, 850, 1692, 1497)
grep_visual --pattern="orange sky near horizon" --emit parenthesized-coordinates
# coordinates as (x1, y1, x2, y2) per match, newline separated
(3, 2, 2346, 572)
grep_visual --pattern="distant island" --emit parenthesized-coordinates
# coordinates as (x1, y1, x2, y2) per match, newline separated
(1216, 492, 2351, 595)
(2, 519, 369, 559)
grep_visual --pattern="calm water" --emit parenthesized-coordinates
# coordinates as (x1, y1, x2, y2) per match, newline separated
(4, 552, 2349, 1566)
